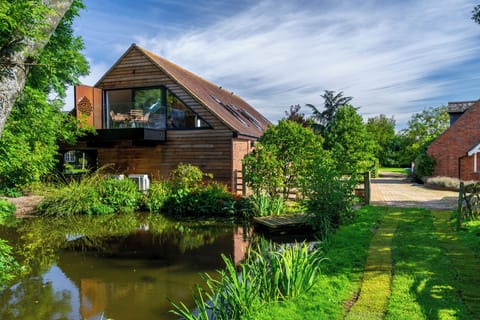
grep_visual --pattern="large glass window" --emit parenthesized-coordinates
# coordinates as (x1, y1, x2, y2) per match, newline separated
(105, 87, 209, 129)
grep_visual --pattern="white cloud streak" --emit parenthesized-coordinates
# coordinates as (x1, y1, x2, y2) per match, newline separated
(76, 0, 480, 128)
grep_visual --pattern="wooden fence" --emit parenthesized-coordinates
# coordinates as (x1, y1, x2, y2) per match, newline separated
(457, 181, 480, 229)
(235, 169, 371, 205)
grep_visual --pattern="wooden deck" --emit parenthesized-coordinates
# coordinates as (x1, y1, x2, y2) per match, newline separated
(253, 214, 308, 230)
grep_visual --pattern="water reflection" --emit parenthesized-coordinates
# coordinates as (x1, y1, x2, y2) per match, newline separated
(0, 214, 252, 320)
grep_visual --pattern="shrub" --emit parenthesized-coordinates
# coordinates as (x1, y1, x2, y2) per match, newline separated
(1, 187, 23, 198)
(169, 163, 211, 191)
(145, 180, 171, 212)
(0, 239, 18, 286)
(414, 148, 435, 179)
(97, 178, 140, 214)
(164, 182, 234, 217)
(0, 199, 16, 220)
(37, 173, 141, 216)
(425, 176, 461, 190)
(302, 159, 357, 238)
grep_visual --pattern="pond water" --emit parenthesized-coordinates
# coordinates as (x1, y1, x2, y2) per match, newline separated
(0, 214, 253, 320)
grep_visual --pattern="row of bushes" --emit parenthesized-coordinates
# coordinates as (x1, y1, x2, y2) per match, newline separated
(36, 164, 289, 218)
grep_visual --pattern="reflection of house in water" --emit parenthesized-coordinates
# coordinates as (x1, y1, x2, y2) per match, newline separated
(57, 225, 252, 320)
(80, 279, 107, 319)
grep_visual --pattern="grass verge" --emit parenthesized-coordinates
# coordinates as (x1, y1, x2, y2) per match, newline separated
(345, 209, 400, 319)
(387, 208, 471, 320)
(378, 167, 410, 175)
(432, 210, 480, 318)
(251, 206, 385, 319)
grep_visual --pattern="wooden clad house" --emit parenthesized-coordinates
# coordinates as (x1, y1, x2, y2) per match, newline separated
(62, 44, 270, 191)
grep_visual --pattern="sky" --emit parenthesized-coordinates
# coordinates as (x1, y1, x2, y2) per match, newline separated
(69, 0, 480, 129)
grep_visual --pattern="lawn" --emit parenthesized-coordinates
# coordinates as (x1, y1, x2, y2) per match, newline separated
(252, 206, 480, 320)
(378, 167, 411, 175)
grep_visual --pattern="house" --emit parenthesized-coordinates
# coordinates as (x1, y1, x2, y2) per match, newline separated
(61, 44, 270, 191)
(427, 100, 480, 181)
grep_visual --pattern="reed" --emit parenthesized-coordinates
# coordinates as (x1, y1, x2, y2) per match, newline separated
(170, 241, 324, 319)
(250, 193, 286, 217)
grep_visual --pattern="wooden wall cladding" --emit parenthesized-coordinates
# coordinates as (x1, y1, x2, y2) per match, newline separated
(96, 49, 227, 132)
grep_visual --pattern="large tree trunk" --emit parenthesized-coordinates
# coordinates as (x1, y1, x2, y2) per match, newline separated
(0, 0, 73, 138)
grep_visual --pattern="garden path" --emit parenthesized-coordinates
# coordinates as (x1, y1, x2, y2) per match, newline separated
(370, 176, 458, 210)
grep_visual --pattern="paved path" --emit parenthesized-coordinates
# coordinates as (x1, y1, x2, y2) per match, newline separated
(370, 177, 458, 210)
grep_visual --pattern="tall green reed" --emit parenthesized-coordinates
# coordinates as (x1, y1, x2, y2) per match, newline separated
(170, 241, 324, 319)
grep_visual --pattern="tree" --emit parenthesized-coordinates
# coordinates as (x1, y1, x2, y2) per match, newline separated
(398, 105, 449, 165)
(0, 0, 74, 138)
(324, 105, 376, 174)
(283, 104, 311, 127)
(306, 90, 353, 133)
(0, 1, 88, 189)
(243, 120, 326, 198)
(366, 114, 396, 166)
(473, 4, 480, 24)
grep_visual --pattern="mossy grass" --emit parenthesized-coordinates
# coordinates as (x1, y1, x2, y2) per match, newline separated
(431, 210, 480, 318)
(386, 208, 472, 320)
(253, 206, 480, 320)
(345, 209, 400, 319)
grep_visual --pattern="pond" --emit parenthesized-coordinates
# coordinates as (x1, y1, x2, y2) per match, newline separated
(0, 214, 253, 320)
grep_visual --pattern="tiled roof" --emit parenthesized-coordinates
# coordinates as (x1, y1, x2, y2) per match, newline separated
(447, 101, 478, 114)
(135, 44, 270, 137)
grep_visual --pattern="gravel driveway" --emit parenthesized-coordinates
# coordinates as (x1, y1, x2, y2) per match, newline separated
(370, 177, 459, 210)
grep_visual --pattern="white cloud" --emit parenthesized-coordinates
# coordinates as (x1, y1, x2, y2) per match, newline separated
(133, 0, 480, 128)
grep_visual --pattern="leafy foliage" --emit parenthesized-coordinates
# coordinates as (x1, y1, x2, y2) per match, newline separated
(0, 239, 18, 286)
(306, 90, 353, 133)
(0, 0, 88, 190)
(414, 148, 436, 179)
(0, 87, 80, 188)
(243, 120, 325, 198)
(398, 105, 448, 164)
(302, 157, 358, 238)
(145, 180, 171, 212)
(283, 104, 312, 127)
(164, 182, 234, 217)
(0, 198, 15, 221)
(36, 173, 141, 216)
(473, 4, 480, 24)
(245, 193, 286, 217)
(324, 105, 376, 174)
(366, 114, 396, 166)
(0, 1, 51, 59)
(170, 241, 324, 320)
(169, 163, 209, 191)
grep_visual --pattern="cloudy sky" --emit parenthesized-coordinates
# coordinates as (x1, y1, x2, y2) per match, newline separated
(71, 0, 480, 129)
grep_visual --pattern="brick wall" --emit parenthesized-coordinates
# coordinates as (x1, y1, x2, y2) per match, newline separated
(427, 101, 480, 181)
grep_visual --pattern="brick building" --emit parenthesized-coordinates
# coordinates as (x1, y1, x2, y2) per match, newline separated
(427, 100, 480, 181)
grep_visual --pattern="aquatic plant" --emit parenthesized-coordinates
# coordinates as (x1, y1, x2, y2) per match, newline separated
(246, 193, 286, 217)
(170, 241, 324, 319)
(36, 173, 140, 216)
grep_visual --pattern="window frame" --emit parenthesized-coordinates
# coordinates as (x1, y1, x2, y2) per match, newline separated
(103, 86, 211, 130)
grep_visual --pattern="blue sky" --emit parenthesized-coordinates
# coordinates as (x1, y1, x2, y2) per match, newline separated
(70, 0, 480, 129)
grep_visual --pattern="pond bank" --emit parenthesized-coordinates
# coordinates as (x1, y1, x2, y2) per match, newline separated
(4, 195, 43, 218)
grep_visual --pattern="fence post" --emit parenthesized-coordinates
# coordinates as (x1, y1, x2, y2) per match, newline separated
(364, 171, 371, 205)
(457, 181, 464, 230)
(242, 165, 246, 197)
